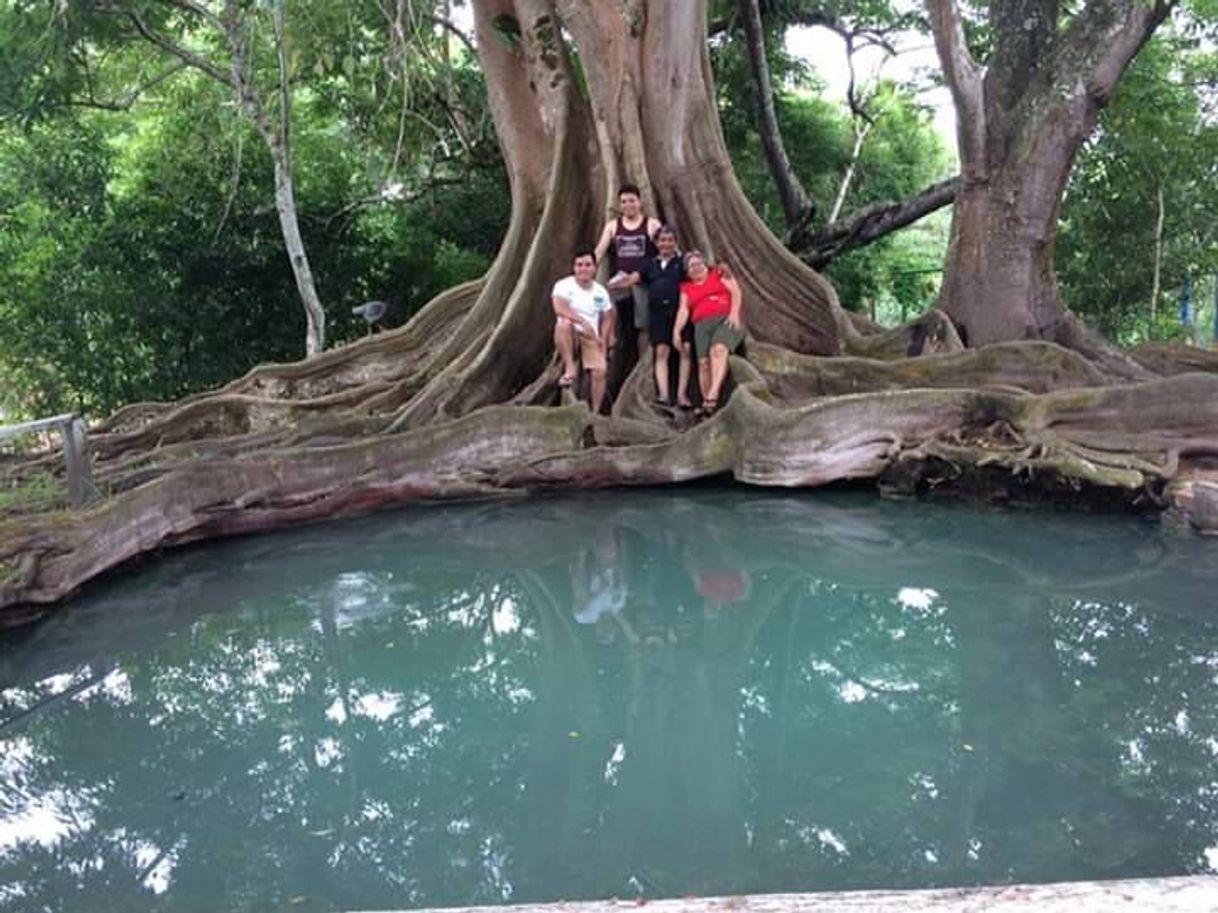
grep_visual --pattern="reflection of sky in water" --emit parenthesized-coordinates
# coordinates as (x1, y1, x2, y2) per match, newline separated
(2, 490, 1218, 910)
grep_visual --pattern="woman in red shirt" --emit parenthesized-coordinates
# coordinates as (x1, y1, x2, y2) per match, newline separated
(673, 251, 744, 414)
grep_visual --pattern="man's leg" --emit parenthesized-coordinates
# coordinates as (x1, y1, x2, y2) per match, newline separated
(677, 341, 693, 406)
(588, 368, 607, 414)
(633, 285, 651, 364)
(653, 343, 671, 403)
(554, 318, 577, 382)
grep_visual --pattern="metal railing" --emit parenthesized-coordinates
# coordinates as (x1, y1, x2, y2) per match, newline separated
(0, 413, 94, 508)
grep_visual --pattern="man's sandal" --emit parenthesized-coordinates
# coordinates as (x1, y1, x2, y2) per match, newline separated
(558, 374, 575, 388)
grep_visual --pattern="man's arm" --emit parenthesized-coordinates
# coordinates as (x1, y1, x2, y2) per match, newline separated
(593, 220, 616, 265)
(608, 267, 644, 290)
(553, 294, 596, 335)
(598, 307, 615, 346)
(647, 216, 662, 239)
(673, 293, 691, 348)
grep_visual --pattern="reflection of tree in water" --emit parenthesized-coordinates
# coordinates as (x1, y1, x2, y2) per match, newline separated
(1, 492, 1216, 910)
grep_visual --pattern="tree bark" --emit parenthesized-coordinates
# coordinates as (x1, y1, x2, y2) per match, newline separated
(928, 0, 1173, 346)
(267, 0, 326, 356)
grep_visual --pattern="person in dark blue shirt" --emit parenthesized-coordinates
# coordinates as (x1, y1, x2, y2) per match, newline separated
(609, 226, 693, 407)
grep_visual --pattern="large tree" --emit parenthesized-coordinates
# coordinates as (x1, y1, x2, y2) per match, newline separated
(3, 0, 1218, 617)
(927, 0, 1174, 346)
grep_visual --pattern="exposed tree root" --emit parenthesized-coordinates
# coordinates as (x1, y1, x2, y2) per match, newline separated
(1131, 343, 1218, 377)
(4, 343, 1218, 617)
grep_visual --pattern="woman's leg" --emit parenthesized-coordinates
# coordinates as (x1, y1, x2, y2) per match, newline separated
(707, 343, 730, 404)
(653, 343, 672, 403)
(698, 357, 711, 403)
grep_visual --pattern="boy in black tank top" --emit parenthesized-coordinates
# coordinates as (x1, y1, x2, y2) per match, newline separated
(594, 183, 661, 360)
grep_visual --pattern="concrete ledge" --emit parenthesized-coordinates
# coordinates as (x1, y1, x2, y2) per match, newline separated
(349, 877, 1217, 913)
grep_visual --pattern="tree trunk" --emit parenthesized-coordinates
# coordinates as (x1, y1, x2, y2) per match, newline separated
(828, 121, 872, 226)
(270, 0, 326, 356)
(392, 0, 846, 428)
(1150, 183, 1165, 326)
(737, 0, 814, 239)
(928, 0, 1171, 347)
(271, 145, 327, 356)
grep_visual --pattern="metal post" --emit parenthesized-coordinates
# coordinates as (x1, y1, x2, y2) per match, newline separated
(62, 416, 93, 508)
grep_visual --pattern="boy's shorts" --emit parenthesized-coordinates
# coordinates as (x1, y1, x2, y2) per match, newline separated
(612, 285, 650, 330)
(576, 327, 606, 371)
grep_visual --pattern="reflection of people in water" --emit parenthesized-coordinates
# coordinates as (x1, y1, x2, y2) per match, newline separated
(692, 567, 752, 619)
(680, 523, 753, 619)
(572, 528, 636, 643)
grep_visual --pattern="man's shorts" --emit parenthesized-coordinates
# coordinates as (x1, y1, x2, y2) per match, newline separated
(575, 327, 607, 372)
(648, 300, 694, 347)
(693, 315, 745, 359)
(612, 284, 650, 331)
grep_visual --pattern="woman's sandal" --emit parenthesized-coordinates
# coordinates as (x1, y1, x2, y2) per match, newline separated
(558, 374, 575, 388)
(697, 398, 718, 416)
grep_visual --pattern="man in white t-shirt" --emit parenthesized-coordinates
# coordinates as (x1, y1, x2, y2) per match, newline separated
(552, 250, 615, 412)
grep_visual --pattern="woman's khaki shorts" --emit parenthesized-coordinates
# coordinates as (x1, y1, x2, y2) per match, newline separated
(694, 315, 744, 359)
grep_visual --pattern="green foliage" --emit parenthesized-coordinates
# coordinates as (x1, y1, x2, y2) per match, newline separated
(1057, 32, 1218, 344)
(0, 1, 506, 418)
(713, 29, 951, 320)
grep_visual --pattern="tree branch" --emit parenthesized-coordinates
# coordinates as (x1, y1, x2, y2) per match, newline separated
(426, 12, 478, 60)
(62, 61, 187, 112)
(925, 0, 985, 168)
(796, 177, 959, 268)
(96, 2, 234, 88)
(1070, 0, 1176, 103)
(163, 0, 226, 34)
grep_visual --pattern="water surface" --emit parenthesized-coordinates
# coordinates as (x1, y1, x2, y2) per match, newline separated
(2, 491, 1217, 912)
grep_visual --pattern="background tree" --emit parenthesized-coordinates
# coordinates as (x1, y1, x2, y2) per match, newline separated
(1057, 30, 1218, 344)
(928, 0, 1174, 346)
(0, 0, 507, 416)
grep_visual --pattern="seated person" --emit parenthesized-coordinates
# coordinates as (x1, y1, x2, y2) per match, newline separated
(552, 250, 615, 413)
(673, 251, 744, 414)
(608, 225, 694, 408)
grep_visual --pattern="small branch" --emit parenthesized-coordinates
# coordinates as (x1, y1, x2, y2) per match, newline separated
(61, 61, 187, 112)
(163, 0, 226, 33)
(426, 12, 478, 60)
(213, 126, 245, 241)
(97, 2, 234, 88)
(827, 119, 874, 225)
(797, 176, 959, 268)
